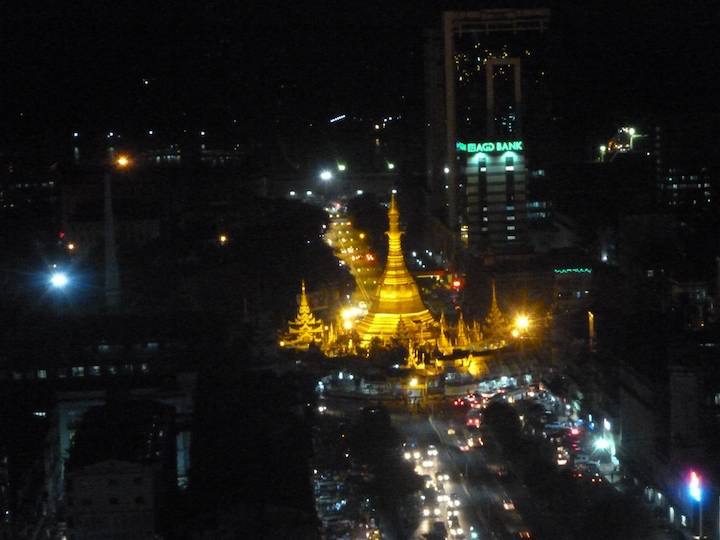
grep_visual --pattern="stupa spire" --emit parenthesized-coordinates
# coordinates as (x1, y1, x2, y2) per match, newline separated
(456, 311, 469, 349)
(437, 311, 453, 354)
(484, 280, 508, 347)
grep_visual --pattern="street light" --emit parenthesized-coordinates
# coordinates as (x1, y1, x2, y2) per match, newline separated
(49, 271, 69, 289)
(387, 162, 395, 170)
(337, 163, 347, 172)
(115, 154, 131, 168)
(599, 145, 607, 162)
(319, 170, 333, 181)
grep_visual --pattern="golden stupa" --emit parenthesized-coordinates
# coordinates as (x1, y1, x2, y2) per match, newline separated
(356, 194, 435, 345)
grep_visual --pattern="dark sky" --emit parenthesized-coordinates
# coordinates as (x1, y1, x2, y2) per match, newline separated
(3, 1, 719, 157)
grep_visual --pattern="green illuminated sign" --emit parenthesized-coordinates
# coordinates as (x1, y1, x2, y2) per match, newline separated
(554, 267, 592, 274)
(456, 140, 523, 153)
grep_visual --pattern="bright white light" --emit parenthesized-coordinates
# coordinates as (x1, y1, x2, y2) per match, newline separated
(337, 163, 347, 172)
(391, 189, 397, 194)
(107, 131, 114, 138)
(200, 131, 206, 136)
(444, 166, 450, 174)
(329, 114, 346, 123)
(387, 162, 395, 170)
(72, 132, 79, 138)
(50, 272, 69, 288)
(319, 170, 333, 181)
(148, 130, 154, 135)
(306, 190, 313, 196)
(603, 418, 611, 431)
(593, 437, 610, 450)
(289, 191, 296, 196)
(356, 189, 363, 195)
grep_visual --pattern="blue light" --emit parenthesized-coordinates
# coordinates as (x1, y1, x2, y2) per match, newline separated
(49, 272, 69, 289)
(688, 471, 702, 502)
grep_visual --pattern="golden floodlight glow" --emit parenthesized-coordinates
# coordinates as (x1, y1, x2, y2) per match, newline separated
(514, 314, 530, 332)
(409, 377, 419, 388)
(219, 234, 228, 245)
(67, 243, 76, 251)
(115, 154, 131, 168)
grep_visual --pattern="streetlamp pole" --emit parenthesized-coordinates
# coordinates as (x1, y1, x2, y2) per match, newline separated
(104, 170, 120, 311)
(104, 154, 130, 312)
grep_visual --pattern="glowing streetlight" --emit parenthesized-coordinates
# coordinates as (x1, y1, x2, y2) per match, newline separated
(115, 154, 131, 168)
(387, 162, 395, 170)
(49, 271, 69, 289)
(219, 234, 228, 246)
(319, 170, 333, 181)
(337, 163, 347, 172)
(67, 242, 76, 251)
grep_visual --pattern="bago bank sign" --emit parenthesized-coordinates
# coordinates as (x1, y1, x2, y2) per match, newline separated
(456, 140, 523, 153)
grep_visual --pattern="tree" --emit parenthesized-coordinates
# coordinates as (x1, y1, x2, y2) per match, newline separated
(483, 401, 522, 451)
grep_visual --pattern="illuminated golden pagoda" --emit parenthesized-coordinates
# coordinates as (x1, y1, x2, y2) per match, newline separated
(484, 280, 508, 348)
(437, 312, 453, 355)
(356, 194, 435, 345)
(280, 280, 324, 350)
(456, 311, 470, 349)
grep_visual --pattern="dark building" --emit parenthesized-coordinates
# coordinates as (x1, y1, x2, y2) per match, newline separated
(64, 399, 176, 539)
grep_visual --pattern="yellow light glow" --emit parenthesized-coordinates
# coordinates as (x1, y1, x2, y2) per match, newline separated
(513, 313, 530, 333)
(115, 154, 131, 168)
(279, 340, 285, 347)
(359, 233, 365, 239)
(409, 377, 418, 388)
(219, 234, 228, 245)
(67, 243, 76, 251)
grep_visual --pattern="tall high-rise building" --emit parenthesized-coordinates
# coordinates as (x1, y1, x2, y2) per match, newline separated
(425, 9, 551, 258)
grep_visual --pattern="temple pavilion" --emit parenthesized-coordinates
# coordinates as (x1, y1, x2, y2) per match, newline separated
(355, 194, 436, 346)
(280, 280, 324, 350)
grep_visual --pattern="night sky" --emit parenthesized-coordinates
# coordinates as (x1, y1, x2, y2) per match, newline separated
(3, 0, 719, 160)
